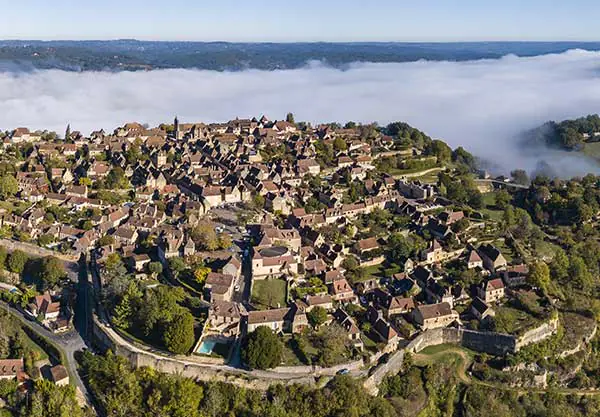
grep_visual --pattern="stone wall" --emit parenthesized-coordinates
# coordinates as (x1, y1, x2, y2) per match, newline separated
(461, 329, 516, 356)
(0, 238, 79, 262)
(515, 317, 559, 351)
(558, 322, 597, 359)
(272, 359, 363, 375)
(92, 316, 360, 390)
(359, 256, 385, 268)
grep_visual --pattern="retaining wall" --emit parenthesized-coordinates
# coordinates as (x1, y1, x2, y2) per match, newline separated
(364, 320, 558, 395)
(515, 317, 559, 350)
(92, 316, 363, 390)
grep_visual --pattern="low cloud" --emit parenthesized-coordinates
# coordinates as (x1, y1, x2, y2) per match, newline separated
(2, 49, 600, 176)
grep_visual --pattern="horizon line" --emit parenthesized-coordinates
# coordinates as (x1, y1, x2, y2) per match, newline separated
(2, 38, 600, 44)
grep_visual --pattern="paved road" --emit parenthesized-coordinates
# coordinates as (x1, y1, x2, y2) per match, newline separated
(0, 240, 93, 406)
(0, 301, 92, 405)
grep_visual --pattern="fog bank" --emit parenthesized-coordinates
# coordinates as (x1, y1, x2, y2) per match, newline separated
(1, 49, 600, 175)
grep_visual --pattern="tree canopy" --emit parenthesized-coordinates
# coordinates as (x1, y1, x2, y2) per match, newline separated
(241, 326, 283, 370)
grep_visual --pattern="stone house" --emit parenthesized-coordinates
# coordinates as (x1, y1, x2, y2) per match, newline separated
(330, 278, 357, 303)
(246, 307, 305, 334)
(205, 272, 235, 302)
(477, 278, 505, 303)
(28, 293, 60, 321)
(206, 301, 246, 338)
(0, 359, 25, 381)
(412, 302, 459, 330)
(332, 308, 363, 349)
(50, 365, 69, 386)
(470, 297, 495, 321)
(466, 250, 483, 269)
(478, 244, 508, 272)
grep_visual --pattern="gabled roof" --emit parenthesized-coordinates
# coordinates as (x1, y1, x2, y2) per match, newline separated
(247, 308, 291, 324)
(389, 296, 415, 311)
(485, 278, 505, 291)
(416, 302, 454, 320)
(467, 250, 482, 263)
(471, 297, 491, 315)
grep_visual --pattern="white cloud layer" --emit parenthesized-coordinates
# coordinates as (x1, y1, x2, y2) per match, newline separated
(1, 50, 600, 175)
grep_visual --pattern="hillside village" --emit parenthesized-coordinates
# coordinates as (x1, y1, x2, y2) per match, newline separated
(0, 114, 596, 391)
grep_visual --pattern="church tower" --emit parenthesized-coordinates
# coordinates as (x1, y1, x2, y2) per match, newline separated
(174, 116, 180, 139)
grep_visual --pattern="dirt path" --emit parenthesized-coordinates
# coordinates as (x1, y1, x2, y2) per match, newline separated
(414, 348, 471, 384)
(415, 346, 600, 397)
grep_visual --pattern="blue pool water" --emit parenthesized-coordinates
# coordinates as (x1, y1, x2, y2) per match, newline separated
(196, 339, 217, 355)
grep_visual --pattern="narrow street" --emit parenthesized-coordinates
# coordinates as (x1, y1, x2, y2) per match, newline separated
(0, 301, 92, 406)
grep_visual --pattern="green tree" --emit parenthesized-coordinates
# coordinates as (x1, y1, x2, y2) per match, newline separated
(285, 112, 295, 124)
(0, 175, 17, 200)
(98, 235, 115, 247)
(527, 261, 550, 291)
(24, 379, 83, 417)
(7, 250, 27, 274)
(550, 248, 569, 281)
(37, 234, 55, 247)
(569, 256, 593, 292)
(494, 189, 511, 209)
(307, 306, 328, 328)
(19, 286, 37, 308)
(511, 169, 529, 186)
(193, 265, 211, 285)
(78, 177, 92, 187)
(106, 167, 130, 189)
(168, 257, 187, 277)
(251, 194, 265, 211)
(147, 262, 163, 276)
(112, 294, 133, 329)
(333, 137, 347, 152)
(35, 256, 66, 287)
(429, 139, 452, 162)
(242, 326, 283, 370)
(191, 221, 219, 251)
(0, 246, 6, 270)
(163, 311, 195, 354)
(218, 233, 232, 250)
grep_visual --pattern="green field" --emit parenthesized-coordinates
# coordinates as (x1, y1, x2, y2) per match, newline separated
(582, 142, 600, 161)
(480, 192, 504, 222)
(251, 279, 287, 309)
(492, 238, 515, 263)
(492, 304, 542, 336)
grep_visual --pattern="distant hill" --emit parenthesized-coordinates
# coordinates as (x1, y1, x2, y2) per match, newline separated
(524, 114, 600, 151)
(1, 40, 600, 72)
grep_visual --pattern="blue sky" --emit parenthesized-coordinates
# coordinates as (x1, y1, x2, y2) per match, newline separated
(1, 0, 599, 41)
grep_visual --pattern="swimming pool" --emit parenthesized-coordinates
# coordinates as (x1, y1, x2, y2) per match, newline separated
(196, 339, 217, 355)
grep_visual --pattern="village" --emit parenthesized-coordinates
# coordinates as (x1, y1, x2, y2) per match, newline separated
(0, 115, 576, 385)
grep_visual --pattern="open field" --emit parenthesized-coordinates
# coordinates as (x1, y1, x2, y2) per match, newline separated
(251, 279, 287, 310)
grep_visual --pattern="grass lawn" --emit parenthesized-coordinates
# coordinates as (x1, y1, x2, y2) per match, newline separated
(532, 239, 559, 260)
(411, 172, 440, 184)
(480, 192, 504, 222)
(280, 335, 314, 366)
(20, 329, 49, 361)
(493, 238, 515, 263)
(355, 263, 396, 282)
(493, 304, 542, 336)
(415, 344, 475, 365)
(582, 142, 600, 161)
(251, 279, 287, 310)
